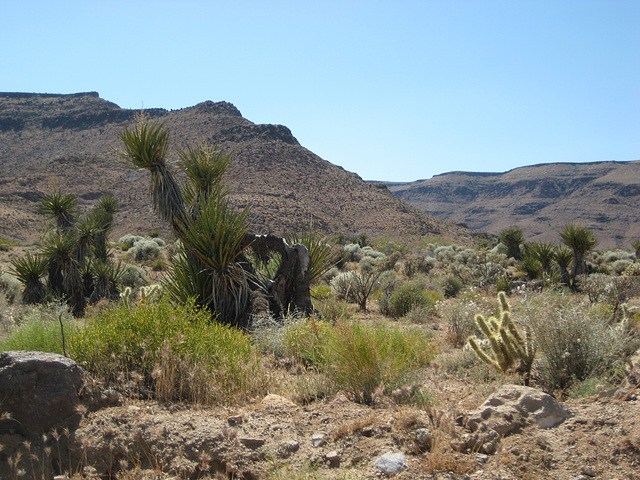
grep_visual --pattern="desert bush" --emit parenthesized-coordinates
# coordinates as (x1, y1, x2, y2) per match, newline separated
(0, 302, 78, 354)
(579, 273, 638, 320)
(434, 245, 455, 262)
(437, 300, 481, 347)
(327, 322, 433, 404)
(330, 271, 358, 302)
(283, 316, 334, 366)
(441, 275, 464, 298)
(128, 239, 162, 261)
(611, 259, 633, 275)
(403, 255, 436, 278)
(70, 299, 265, 404)
(381, 280, 439, 318)
(315, 297, 353, 322)
(0, 272, 22, 304)
(343, 243, 363, 262)
(517, 292, 628, 392)
(120, 263, 149, 288)
(118, 234, 145, 251)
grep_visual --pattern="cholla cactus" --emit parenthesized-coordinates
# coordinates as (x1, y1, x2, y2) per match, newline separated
(468, 291, 535, 384)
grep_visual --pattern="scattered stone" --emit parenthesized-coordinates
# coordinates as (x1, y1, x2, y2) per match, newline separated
(476, 453, 489, 464)
(227, 414, 244, 425)
(311, 433, 325, 447)
(275, 440, 300, 458)
(373, 452, 409, 474)
(581, 466, 597, 477)
(239, 437, 265, 448)
(325, 450, 340, 467)
(414, 428, 433, 450)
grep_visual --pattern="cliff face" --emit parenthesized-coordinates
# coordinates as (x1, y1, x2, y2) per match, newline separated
(387, 161, 640, 249)
(0, 92, 473, 244)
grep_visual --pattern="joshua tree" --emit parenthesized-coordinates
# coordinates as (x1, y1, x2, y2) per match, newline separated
(559, 223, 598, 288)
(499, 227, 524, 260)
(117, 115, 317, 327)
(632, 239, 640, 260)
(554, 246, 573, 286)
(13, 190, 120, 315)
(38, 190, 78, 233)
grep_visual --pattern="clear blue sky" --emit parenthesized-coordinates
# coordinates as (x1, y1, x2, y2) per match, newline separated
(2, 1, 638, 182)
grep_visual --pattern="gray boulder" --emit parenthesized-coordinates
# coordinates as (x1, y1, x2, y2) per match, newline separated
(464, 384, 571, 436)
(0, 351, 85, 439)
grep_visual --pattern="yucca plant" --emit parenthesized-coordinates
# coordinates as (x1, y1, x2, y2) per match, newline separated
(171, 196, 253, 326)
(560, 223, 598, 288)
(178, 142, 231, 208)
(499, 227, 524, 260)
(118, 114, 184, 227)
(528, 241, 556, 277)
(38, 190, 78, 233)
(41, 232, 85, 316)
(10, 252, 48, 304)
(88, 259, 122, 304)
(554, 246, 573, 286)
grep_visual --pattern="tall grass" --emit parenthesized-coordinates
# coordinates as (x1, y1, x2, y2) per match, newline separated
(70, 298, 266, 404)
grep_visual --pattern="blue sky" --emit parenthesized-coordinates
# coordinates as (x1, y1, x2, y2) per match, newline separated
(2, 1, 638, 182)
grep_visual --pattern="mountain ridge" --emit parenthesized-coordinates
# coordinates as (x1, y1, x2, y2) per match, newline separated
(0, 92, 474, 245)
(386, 160, 640, 249)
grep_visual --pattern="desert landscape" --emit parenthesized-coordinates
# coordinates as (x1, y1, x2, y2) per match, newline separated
(0, 93, 639, 480)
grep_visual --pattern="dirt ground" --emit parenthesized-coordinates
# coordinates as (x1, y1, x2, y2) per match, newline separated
(63, 362, 640, 480)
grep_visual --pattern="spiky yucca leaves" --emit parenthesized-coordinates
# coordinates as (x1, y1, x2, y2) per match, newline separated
(468, 291, 535, 384)
(528, 242, 556, 276)
(499, 227, 524, 260)
(286, 231, 341, 284)
(10, 252, 48, 304)
(41, 232, 85, 316)
(38, 190, 78, 233)
(169, 196, 253, 327)
(554, 246, 573, 286)
(178, 143, 231, 209)
(118, 116, 185, 228)
(88, 259, 122, 304)
(560, 223, 598, 287)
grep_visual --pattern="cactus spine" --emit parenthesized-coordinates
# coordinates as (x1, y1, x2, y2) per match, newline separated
(468, 291, 535, 384)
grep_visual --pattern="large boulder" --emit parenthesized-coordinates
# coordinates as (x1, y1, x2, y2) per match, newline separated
(464, 384, 571, 436)
(0, 351, 85, 439)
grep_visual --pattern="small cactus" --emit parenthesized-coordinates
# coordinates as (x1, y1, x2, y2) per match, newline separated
(468, 291, 535, 384)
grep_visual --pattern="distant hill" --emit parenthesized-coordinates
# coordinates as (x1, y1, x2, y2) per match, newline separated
(0, 92, 474, 245)
(385, 161, 640, 249)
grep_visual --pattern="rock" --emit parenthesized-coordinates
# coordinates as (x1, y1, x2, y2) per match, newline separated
(373, 451, 409, 474)
(325, 450, 340, 466)
(275, 440, 300, 458)
(239, 437, 265, 448)
(464, 385, 571, 436)
(258, 394, 297, 410)
(581, 466, 597, 477)
(414, 428, 433, 450)
(311, 433, 325, 447)
(0, 351, 85, 439)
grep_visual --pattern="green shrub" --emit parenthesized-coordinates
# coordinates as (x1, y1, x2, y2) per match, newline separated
(283, 316, 334, 366)
(0, 302, 78, 354)
(442, 275, 464, 298)
(70, 299, 265, 404)
(382, 281, 436, 318)
(403, 255, 436, 278)
(128, 239, 162, 261)
(315, 297, 352, 323)
(327, 322, 433, 404)
(120, 263, 149, 288)
(517, 292, 628, 392)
